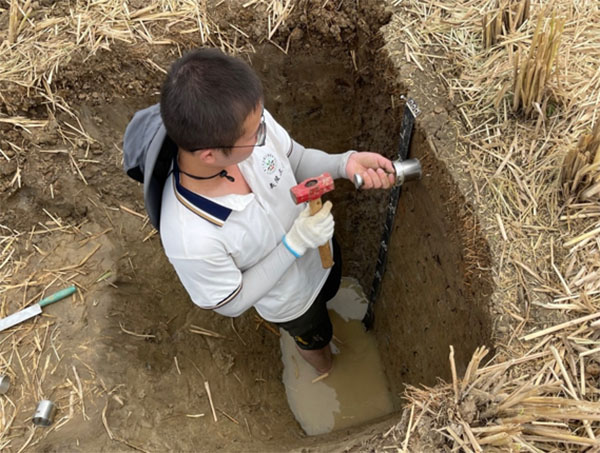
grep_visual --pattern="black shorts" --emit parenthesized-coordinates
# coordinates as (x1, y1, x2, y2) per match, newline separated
(277, 239, 342, 350)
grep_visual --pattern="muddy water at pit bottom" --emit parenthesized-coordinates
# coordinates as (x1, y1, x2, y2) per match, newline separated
(280, 278, 394, 436)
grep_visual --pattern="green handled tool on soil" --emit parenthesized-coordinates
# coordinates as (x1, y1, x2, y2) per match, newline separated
(0, 285, 76, 332)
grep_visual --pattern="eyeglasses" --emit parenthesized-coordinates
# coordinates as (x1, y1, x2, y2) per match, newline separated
(191, 114, 266, 151)
(253, 114, 267, 147)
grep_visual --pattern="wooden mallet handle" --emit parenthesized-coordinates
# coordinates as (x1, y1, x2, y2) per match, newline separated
(290, 173, 335, 269)
(309, 198, 334, 269)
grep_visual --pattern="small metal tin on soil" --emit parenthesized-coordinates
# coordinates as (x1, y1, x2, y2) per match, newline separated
(33, 400, 56, 427)
(0, 375, 10, 394)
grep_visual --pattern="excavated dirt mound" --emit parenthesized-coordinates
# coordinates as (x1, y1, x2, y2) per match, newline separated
(0, 1, 493, 451)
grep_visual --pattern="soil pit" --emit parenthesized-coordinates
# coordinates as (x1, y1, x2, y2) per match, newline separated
(105, 32, 494, 449)
(251, 35, 494, 410)
(0, 2, 494, 451)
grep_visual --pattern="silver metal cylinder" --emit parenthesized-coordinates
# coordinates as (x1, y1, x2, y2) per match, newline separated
(393, 158, 422, 185)
(0, 375, 9, 394)
(353, 158, 422, 189)
(33, 400, 56, 426)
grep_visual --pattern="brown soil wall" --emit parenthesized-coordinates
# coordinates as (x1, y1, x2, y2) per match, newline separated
(254, 3, 494, 411)
(375, 129, 494, 403)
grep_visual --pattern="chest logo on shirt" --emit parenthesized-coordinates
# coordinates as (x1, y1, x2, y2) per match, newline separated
(262, 153, 278, 175)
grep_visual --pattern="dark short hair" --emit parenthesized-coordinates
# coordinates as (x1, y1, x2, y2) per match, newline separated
(160, 48, 263, 152)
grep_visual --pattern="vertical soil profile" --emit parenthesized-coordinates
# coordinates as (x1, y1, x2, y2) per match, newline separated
(251, 1, 494, 411)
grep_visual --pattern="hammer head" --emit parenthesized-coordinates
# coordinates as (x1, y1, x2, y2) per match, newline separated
(290, 173, 334, 204)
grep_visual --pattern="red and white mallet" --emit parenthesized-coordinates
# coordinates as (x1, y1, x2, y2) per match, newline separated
(290, 173, 335, 268)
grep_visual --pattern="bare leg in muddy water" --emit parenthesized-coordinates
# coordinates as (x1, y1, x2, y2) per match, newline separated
(297, 343, 333, 374)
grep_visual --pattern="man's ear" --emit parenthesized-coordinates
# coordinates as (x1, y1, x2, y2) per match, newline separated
(196, 149, 218, 164)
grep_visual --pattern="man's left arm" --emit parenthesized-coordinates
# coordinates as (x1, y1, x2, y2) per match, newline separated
(288, 139, 395, 189)
(264, 109, 395, 189)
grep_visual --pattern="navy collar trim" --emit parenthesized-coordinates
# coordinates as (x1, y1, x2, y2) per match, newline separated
(172, 161, 232, 227)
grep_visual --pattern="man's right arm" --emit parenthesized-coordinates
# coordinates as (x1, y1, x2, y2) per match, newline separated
(213, 242, 296, 317)
(169, 202, 334, 317)
(169, 242, 294, 317)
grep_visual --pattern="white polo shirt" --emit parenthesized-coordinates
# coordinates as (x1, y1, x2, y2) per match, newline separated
(160, 110, 330, 323)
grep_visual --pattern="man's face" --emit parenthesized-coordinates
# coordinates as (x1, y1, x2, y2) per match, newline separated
(216, 103, 264, 166)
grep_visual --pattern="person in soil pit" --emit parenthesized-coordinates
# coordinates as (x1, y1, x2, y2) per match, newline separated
(124, 48, 395, 374)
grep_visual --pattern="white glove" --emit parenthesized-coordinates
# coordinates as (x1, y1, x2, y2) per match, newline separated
(283, 201, 334, 257)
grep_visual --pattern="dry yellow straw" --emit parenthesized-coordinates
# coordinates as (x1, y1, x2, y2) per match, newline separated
(512, 11, 564, 116)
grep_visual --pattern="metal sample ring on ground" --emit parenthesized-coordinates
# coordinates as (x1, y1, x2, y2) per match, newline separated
(33, 400, 56, 426)
(0, 375, 9, 394)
